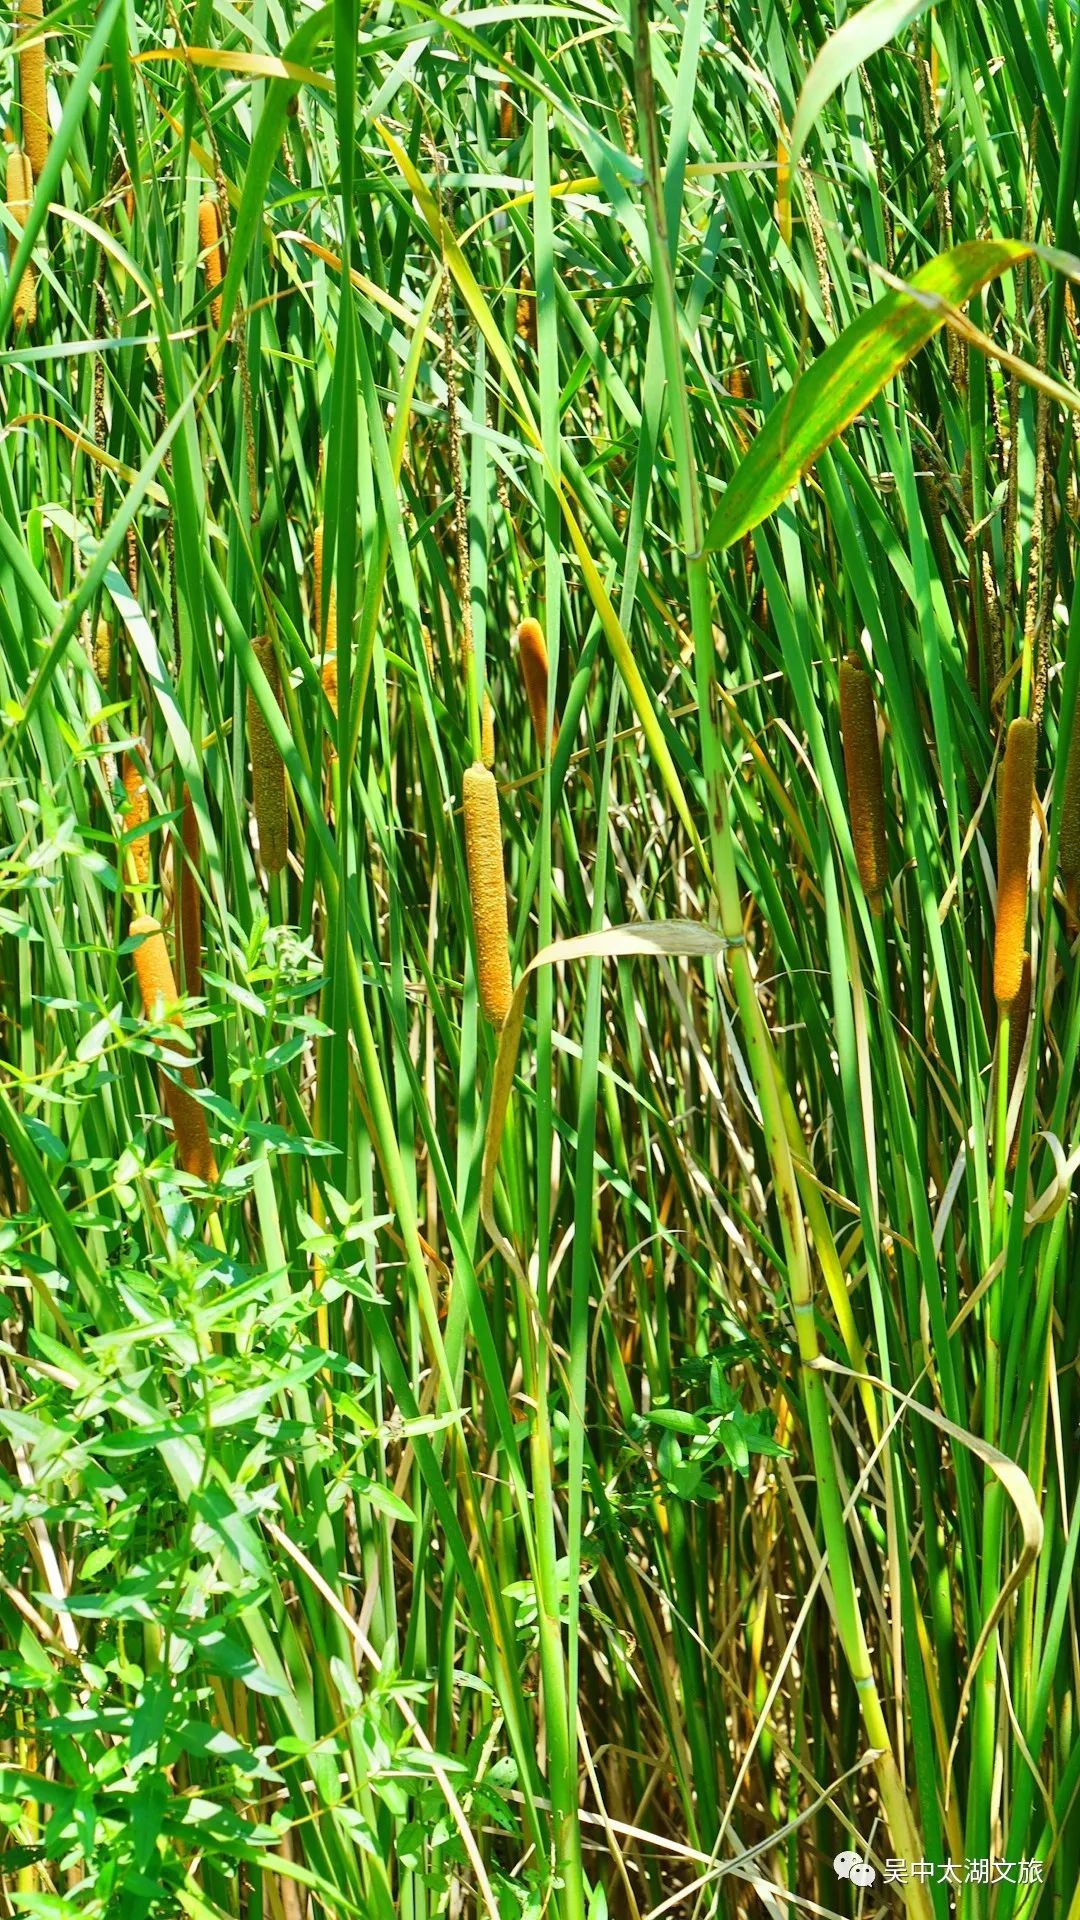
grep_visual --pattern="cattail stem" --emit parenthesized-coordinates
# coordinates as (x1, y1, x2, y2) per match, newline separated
(130, 915, 217, 1182)
(198, 195, 224, 330)
(462, 762, 513, 1029)
(517, 617, 559, 756)
(18, 0, 48, 183)
(312, 522, 338, 717)
(1057, 690, 1080, 892)
(839, 652, 887, 910)
(6, 148, 37, 329)
(994, 716, 1036, 1007)
(248, 638, 288, 875)
(177, 786, 203, 1000)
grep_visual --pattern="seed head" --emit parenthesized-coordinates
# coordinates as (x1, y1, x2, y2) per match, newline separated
(198, 195, 224, 329)
(18, 0, 48, 183)
(839, 653, 887, 909)
(462, 761, 513, 1029)
(6, 148, 37, 329)
(994, 717, 1037, 1007)
(129, 914, 217, 1182)
(517, 617, 558, 756)
(248, 638, 288, 875)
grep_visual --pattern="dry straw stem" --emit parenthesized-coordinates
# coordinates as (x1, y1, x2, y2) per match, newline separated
(17, 0, 48, 183)
(248, 637, 288, 875)
(839, 652, 887, 908)
(198, 195, 224, 329)
(312, 522, 338, 715)
(517, 617, 559, 754)
(6, 148, 37, 329)
(129, 915, 217, 1182)
(994, 715, 1037, 1006)
(177, 786, 202, 1000)
(121, 753, 151, 885)
(462, 761, 513, 1029)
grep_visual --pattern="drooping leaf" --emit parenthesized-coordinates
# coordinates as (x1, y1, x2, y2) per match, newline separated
(786, 0, 936, 187)
(706, 239, 1033, 551)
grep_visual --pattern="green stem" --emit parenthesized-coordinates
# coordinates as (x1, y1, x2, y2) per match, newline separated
(630, 3, 931, 1907)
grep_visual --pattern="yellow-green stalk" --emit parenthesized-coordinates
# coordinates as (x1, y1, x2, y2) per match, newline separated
(177, 786, 202, 1000)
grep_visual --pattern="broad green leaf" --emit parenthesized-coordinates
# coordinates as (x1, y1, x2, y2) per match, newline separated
(706, 239, 1032, 551)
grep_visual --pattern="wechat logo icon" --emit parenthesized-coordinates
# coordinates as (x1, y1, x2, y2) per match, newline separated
(834, 1851, 877, 1886)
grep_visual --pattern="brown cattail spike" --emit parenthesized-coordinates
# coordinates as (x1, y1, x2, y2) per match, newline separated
(994, 716, 1037, 1007)
(198, 195, 224, 330)
(249, 638, 288, 876)
(18, 0, 48, 183)
(1007, 951, 1032, 1093)
(462, 762, 513, 1029)
(177, 786, 202, 1000)
(93, 619, 111, 685)
(1005, 950, 1033, 1170)
(313, 523, 338, 716)
(517, 617, 559, 756)
(1057, 692, 1080, 888)
(121, 753, 151, 885)
(6, 148, 37, 329)
(130, 914, 217, 1182)
(839, 653, 887, 910)
(515, 269, 536, 351)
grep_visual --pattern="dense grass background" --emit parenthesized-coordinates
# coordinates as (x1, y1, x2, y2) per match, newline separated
(0, 1, 1078, 1916)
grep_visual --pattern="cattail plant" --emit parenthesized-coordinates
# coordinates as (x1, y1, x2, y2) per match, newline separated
(994, 715, 1036, 1007)
(177, 786, 202, 1000)
(121, 753, 151, 885)
(130, 915, 217, 1182)
(198, 194, 224, 329)
(18, 0, 48, 183)
(515, 268, 536, 351)
(6, 148, 37, 329)
(93, 619, 111, 686)
(1057, 691, 1080, 890)
(481, 690, 495, 769)
(517, 617, 558, 755)
(462, 762, 513, 1029)
(838, 652, 887, 909)
(1005, 950, 1032, 1169)
(1007, 950, 1032, 1091)
(312, 523, 338, 715)
(248, 638, 288, 875)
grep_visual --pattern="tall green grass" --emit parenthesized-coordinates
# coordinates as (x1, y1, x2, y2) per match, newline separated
(0, 3, 1077, 1918)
